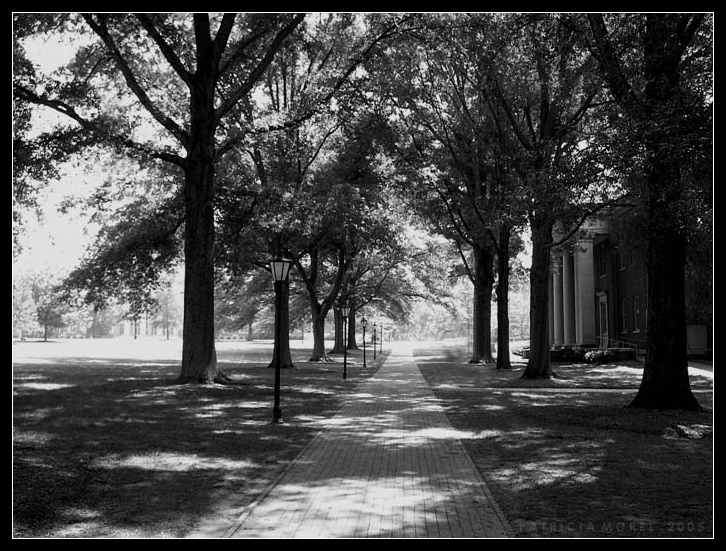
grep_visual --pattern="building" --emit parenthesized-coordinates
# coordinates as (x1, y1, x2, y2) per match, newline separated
(548, 212, 711, 357)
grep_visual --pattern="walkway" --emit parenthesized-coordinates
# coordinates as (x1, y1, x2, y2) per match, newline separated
(225, 343, 513, 539)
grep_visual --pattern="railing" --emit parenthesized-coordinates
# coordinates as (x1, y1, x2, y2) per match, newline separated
(596, 336, 640, 349)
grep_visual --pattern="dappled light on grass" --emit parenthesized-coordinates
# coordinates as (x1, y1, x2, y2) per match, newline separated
(14, 382, 75, 391)
(415, 348, 713, 538)
(91, 452, 257, 472)
(13, 339, 379, 538)
(493, 454, 604, 491)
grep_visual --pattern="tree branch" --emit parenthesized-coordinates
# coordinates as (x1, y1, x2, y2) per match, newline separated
(14, 83, 185, 166)
(135, 14, 193, 87)
(82, 14, 190, 148)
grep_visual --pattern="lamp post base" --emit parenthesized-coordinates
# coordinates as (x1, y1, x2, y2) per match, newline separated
(272, 407, 283, 424)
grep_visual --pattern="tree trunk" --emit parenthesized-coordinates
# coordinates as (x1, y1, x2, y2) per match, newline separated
(496, 225, 512, 370)
(629, 122, 699, 409)
(299, 248, 348, 362)
(309, 303, 329, 361)
(522, 216, 554, 379)
(347, 310, 358, 350)
(470, 244, 495, 364)
(178, 75, 218, 384)
(331, 307, 359, 353)
(587, 13, 704, 409)
(269, 279, 294, 369)
(331, 308, 345, 354)
(630, 209, 699, 410)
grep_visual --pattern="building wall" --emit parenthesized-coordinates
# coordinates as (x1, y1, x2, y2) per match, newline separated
(593, 238, 647, 350)
(553, 210, 711, 356)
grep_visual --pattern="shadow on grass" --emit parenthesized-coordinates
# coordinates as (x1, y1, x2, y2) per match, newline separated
(413, 347, 714, 538)
(12, 342, 377, 538)
(13, 340, 712, 538)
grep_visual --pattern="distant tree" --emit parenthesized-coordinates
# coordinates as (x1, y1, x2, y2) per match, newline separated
(381, 14, 528, 367)
(12, 275, 40, 339)
(26, 270, 69, 340)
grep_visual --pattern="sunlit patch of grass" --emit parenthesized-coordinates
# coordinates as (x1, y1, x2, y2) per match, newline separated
(14, 382, 76, 391)
(91, 452, 257, 472)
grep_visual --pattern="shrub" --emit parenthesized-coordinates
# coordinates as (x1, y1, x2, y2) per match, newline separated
(584, 349, 614, 364)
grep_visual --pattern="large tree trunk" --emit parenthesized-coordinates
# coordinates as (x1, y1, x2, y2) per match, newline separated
(331, 308, 345, 354)
(330, 307, 359, 353)
(309, 303, 329, 362)
(628, 15, 701, 411)
(587, 14, 704, 409)
(470, 244, 495, 364)
(522, 216, 554, 379)
(630, 201, 699, 409)
(496, 225, 512, 370)
(347, 310, 358, 350)
(178, 88, 218, 383)
(269, 279, 294, 369)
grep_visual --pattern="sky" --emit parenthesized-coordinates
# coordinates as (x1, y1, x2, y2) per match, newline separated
(14, 31, 97, 276)
(14, 173, 96, 276)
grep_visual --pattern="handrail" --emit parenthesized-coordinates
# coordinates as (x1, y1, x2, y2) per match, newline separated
(596, 336, 640, 349)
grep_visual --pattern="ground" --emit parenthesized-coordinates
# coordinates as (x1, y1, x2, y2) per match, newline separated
(12, 338, 713, 538)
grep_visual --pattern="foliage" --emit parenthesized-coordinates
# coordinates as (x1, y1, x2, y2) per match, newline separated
(60, 173, 184, 316)
(583, 348, 614, 364)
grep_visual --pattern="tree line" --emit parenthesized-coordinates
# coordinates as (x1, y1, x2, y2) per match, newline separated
(13, 13, 712, 410)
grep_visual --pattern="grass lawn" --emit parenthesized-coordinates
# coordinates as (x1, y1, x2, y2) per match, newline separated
(13, 338, 382, 538)
(415, 342, 714, 538)
(13, 338, 713, 538)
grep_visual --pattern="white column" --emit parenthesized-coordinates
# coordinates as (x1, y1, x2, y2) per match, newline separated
(548, 269, 555, 345)
(562, 250, 575, 346)
(574, 239, 596, 345)
(552, 253, 563, 346)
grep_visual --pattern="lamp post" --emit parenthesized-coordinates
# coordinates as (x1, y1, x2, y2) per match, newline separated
(373, 323, 377, 361)
(360, 316, 367, 369)
(380, 324, 384, 355)
(270, 255, 292, 424)
(340, 304, 350, 379)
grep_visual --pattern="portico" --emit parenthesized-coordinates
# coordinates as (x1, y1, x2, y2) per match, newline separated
(548, 219, 605, 349)
(549, 242, 597, 348)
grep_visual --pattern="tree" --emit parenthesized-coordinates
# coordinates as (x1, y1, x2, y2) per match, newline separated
(14, 13, 307, 383)
(585, 13, 711, 410)
(12, 274, 40, 339)
(60, 163, 184, 323)
(483, 14, 617, 379)
(381, 17, 491, 363)
(12, 14, 98, 258)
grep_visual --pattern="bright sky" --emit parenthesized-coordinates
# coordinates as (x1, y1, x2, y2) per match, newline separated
(14, 173, 96, 276)
(14, 32, 99, 276)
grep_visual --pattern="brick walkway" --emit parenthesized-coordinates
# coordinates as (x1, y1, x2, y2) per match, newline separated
(225, 343, 513, 538)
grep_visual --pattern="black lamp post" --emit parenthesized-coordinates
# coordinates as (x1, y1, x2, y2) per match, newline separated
(373, 323, 377, 361)
(361, 316, 367, 369)
(380, 324, 384, 355)
(270, 256, 292, 424)
(340, 303, 350, 379)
